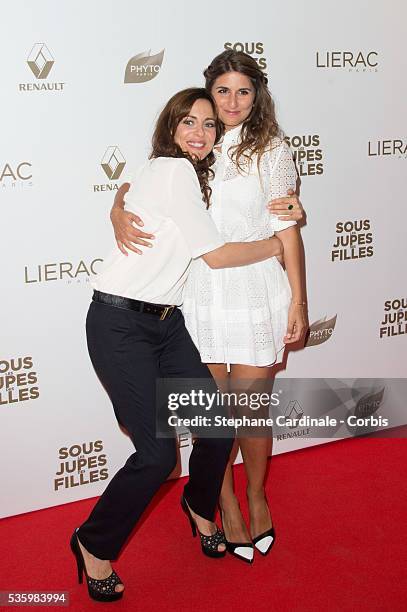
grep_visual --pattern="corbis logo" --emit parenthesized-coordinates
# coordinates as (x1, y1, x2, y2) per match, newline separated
(331, 219, 373, 262)
(54, 440, 109, 491)
(380, 298, 407, 339)
(306, 315, 337, 347)
(316, 51, 378, 72)
(0, 161, 33, 190)
(224, 42, 267, 70)
(368, 139, 407, 159)
(19, 43, 65, 92)
(124, 50, 165, 83)
(24, 259, 103, 285)
(0, 356, 39, 406)
(284, 135, 323, 176)
(94, 147, 126, 192)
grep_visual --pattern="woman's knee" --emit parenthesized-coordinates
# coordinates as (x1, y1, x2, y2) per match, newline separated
(143, 441, 178, 478)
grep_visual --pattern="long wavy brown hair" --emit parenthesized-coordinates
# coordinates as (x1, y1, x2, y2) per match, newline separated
(150, 88, 222, 208)
(204, 50, 281, 171)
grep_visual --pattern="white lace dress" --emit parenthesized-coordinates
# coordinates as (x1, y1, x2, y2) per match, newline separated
(182, 125, 297, 367)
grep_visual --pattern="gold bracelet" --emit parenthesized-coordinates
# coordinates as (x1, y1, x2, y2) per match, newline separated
(291, 300, 307, 306)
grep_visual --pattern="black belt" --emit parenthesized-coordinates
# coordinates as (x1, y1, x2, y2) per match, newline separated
(92, 290, 177, 320)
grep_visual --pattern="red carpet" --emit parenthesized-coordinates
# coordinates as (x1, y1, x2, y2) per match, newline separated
(1, 436, 406, 611)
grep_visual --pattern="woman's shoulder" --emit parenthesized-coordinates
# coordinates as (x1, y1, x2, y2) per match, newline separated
(151, 156, 193, 171)
(262, 137, 293, 166)
(266, 136, 290, 154)
(152, 157, 198, 187)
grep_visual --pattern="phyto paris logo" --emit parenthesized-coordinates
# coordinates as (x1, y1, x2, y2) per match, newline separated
(124, 49, 165, 83)
(19, 43, 65, 92)
(306, 315, 337, 347)
(93, 146, 126, 192)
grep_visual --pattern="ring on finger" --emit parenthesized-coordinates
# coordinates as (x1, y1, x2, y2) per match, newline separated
(288, 204, 294, 210)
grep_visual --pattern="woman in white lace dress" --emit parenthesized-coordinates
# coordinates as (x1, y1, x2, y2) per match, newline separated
(111, 51, 307, 564)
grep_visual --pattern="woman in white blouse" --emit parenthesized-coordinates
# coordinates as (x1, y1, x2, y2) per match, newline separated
(111, 51, 307, 564)
(71, 87, 285, 602)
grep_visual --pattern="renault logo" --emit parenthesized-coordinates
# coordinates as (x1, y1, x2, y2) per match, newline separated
(27, 43, 54, 79)
(101, 147, 126, 180)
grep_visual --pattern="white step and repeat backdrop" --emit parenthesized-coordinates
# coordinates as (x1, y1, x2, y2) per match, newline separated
(1, 0, 406, 517)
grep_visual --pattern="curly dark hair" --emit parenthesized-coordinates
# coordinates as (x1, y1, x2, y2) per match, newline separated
(150, 88, 223, 208)
(204, 50, 281, 171)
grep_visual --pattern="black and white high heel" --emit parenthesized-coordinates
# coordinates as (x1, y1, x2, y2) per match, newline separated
(252, 526, 276, 556)
(219, 508, 254, 564)
(70, 530, 124, 602)
(224, 540, 254, 564)
(180, 495, 227, 558)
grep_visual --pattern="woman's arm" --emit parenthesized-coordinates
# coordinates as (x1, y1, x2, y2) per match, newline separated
(110, 184, 155, 255)
(201, 236, 283, 269)
(110, 186, 283, 265)
(268, 188, 305, 222)
(276, 225, 307, 343)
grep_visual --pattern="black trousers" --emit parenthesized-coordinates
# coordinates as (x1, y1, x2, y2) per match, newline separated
(77, 300, 234, 560)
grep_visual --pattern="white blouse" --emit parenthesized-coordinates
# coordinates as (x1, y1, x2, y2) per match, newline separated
(93, 157, 224, 306)
(182, 125, 297, 367)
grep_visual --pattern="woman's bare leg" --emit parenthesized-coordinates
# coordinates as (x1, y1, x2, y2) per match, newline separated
(207, 363, 251, 544)
(229, 364, 273, 539)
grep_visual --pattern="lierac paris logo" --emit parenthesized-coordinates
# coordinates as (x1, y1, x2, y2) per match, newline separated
(0, 161, 33, 189)
(316, 51, 378, 71)
(368, 139, 407, 159)
(305, 315, 337, 347)
(124, 49, 165, 83)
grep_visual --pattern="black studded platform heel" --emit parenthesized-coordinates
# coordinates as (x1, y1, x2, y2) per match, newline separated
(70, 530, 124, 602)
(180, 495, 227, 559)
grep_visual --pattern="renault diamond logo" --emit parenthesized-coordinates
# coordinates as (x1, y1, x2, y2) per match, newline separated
(284, 400, 304, 429)
(27, 43, 54, 79)
(101, 147, 126, 180)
